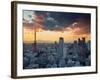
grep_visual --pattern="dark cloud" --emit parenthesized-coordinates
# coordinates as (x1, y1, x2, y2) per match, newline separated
(23, 10, 91, 34)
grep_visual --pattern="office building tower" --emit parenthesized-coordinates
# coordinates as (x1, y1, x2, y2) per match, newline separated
(58, 37, 64, 58)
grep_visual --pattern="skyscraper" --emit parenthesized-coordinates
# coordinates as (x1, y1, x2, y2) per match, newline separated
(82, 37, 86, 43)
(58, 37, 64, 58)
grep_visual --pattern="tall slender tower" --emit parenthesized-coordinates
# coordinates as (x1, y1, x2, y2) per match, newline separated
(33, 27, 37, 52)
(32, 14, 44, 53)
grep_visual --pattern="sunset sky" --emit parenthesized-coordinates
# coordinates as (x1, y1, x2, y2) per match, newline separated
(23, 10, 91, 43)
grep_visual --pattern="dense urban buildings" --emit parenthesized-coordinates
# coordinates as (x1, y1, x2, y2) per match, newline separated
(23, 37, 91, 69)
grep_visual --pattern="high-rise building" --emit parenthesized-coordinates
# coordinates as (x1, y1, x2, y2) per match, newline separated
(87, 40, 91, 51)
(82, 37, 85, 43)
(54, 41, 58, 52)
(58, 37, 64, 58)
(78, 38, 81, 44)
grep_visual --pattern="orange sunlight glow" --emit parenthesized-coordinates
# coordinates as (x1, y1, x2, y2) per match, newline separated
(23, 27, 90, 43)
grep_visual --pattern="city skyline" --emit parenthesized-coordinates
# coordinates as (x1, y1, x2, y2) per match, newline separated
(23, 10, 91, 43)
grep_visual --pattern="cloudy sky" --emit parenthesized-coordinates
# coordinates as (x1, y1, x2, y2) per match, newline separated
(23, 10, 91, 43)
